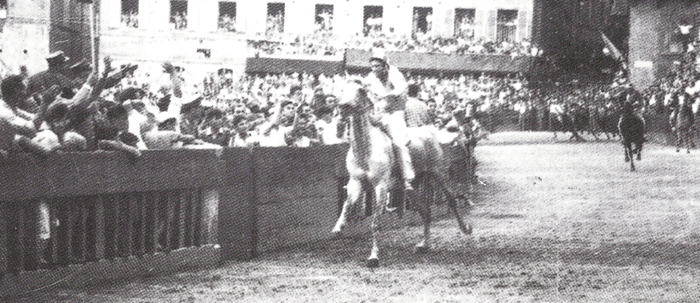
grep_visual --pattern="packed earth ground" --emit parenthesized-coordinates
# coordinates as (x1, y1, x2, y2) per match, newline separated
(15, 132, 700, 302)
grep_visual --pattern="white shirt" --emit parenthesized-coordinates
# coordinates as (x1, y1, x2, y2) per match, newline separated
(259, 125, 288, 147)
(316, 118, 344, 145)
(364, 65, 408, 113)
(127, 110, 148, 150)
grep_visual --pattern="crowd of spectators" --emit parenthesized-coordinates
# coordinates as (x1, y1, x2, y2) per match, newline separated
(640, 44, 700, 118)
(7, 45, 664, 163)
(121, 11, 139, 28)
(266, 12, 284, 35)
(1, 50, 511, 163)
(218, 14, 237, 32)
(248, 31, 541, 58)
(170, 11, 188, 30)
(315, 8, 333, 35)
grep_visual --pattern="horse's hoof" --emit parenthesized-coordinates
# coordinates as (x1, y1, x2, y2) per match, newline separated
(366, 258, 379, 268)
(415, 246, 429, 254)
(677, 149, 680, 153)
(625, 158, 630, 162)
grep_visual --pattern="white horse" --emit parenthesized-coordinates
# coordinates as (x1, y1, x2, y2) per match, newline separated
(331, 81, 471, 268)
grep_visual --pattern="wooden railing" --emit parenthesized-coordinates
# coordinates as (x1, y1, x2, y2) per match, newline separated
(0, 150, 222, 295)
(0, 143, 473, 295)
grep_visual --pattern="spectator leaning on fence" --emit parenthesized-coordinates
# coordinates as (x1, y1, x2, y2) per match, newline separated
(1, 75, 43, 157)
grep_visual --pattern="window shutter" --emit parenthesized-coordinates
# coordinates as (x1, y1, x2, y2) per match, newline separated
(486, 10, 496, 41)
(445, 8, 454, 37)
(518, 10, 528, 41)
(474, 9, 485, 40)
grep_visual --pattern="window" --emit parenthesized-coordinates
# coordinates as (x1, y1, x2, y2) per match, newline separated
(315, 4, 333, 34)
(0, 0, 7, 33)
(496, 9, 518, 43)
(363, 6, 383, 37)
(170, 0, 188, 30)
(266, 3, 285, 34)
(455, 8, 475, 40)
(218, 2, 236, 32)
(412, 7, 433, 35)
(121, 0, 138, 28)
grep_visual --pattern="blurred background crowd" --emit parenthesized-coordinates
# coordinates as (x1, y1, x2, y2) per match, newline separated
(3, 32, 700, 160)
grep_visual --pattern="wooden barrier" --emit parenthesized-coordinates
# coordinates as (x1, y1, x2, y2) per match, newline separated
(0, 150, 223, 296)
(0, 142, 474, 295)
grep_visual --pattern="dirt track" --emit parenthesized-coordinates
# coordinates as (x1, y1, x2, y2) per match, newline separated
(18, 132, 700, 302)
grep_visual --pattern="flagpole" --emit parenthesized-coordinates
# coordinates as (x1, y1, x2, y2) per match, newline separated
(88, 2, 97, 71)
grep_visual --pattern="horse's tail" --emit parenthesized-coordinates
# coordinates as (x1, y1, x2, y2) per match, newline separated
(429, 171, 472, 235)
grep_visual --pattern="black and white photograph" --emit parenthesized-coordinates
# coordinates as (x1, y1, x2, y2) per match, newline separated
(1, 0, 700, 301)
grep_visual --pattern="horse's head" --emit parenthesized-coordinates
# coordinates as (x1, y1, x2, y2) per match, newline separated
(338, 80, 372, 118)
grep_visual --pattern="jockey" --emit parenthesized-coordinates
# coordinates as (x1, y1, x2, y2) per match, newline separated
(364, 49, 415, 193)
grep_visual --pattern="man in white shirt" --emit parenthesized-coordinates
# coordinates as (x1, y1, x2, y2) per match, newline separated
(364, 49, 415, 192)
(229, 115, 260, 148)
(314, 106, 344, 145)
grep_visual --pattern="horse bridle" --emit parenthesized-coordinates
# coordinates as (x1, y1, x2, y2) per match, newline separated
(340, 87, 375, 116)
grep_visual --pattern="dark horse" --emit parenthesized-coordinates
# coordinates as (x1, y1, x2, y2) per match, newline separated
(617, 101, 646, 171)
(671, 92, 695, 154)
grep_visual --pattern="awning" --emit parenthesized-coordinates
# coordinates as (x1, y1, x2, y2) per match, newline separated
(245, 56, 344, 75)
(345, 49, 536, 74)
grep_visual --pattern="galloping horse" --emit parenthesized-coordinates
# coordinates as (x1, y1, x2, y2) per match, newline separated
(331, 81, 471, 268)
(618, 101, 646, 171)
(671, 92, 695, 154)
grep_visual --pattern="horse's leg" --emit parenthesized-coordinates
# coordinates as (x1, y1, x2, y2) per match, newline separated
(627, 144, 636, 172)
(414, 175, 431, 253)
(367, 182, 388, 268)
(637, 142, 643, 160)
(676, 131, 682, 153)
(332, 178, 362, 234)
(431, 172, 472, 235)
(623, 141, 631, 162)
(686, 131, 692, 153)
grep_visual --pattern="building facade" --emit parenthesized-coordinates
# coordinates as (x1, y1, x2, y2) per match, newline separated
(0, 0, 91, 78)
(98, 0, 533, 79)
(629, 0, 699, 90)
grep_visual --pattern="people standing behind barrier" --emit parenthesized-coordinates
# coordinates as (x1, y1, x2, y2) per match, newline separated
(258, 99, 295, 147)
(25, 51, 78, 112)
(314, 105, 345, 145)
(246, 32, 541, 57)
(229, 114, 260, 148)
(405, 83, 432, 127)
(0, 75, 45, 157)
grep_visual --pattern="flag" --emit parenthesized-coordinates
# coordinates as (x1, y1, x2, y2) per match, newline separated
(601, 31, 624, 61)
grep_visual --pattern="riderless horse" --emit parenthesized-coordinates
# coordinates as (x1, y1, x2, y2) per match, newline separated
(618, 101, 645, 171)
(331, 81, 471, 268)
(670, 92, 695, 154)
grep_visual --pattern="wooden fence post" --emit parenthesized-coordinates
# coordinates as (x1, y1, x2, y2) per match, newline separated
(0, 202, 6, 277)
(218, 148, 256, 260)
